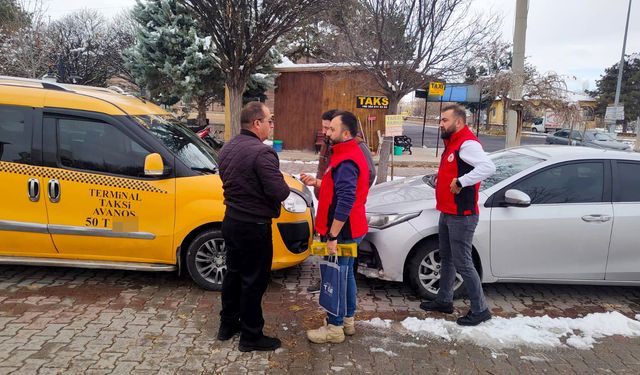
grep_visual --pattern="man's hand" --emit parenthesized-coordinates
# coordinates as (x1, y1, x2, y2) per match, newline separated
(327, 239, 338, 255)
(450, 178, 462, 194)
(300, 173, 318, 187)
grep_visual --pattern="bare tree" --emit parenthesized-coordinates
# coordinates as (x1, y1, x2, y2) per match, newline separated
(108, 10, 138, 84)
(46, 10, 115, 86)
(330, 0, 500, 114)
(0, 0, 50, 78)
(181, 0, 328, 137)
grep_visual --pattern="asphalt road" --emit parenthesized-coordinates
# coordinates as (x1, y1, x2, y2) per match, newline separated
(403, 122, 547, 152)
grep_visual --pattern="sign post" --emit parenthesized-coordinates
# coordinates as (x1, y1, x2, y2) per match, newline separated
(429, 82, 445, 157)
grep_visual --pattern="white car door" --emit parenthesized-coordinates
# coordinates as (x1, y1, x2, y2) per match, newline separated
(490, 161, 612, 280)
(606, 160, 640, 281)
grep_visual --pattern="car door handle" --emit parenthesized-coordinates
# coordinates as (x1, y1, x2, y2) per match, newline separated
(581, 215, 611, 223)
(48, 179, 61, 203)
(27, 178, 40, 202)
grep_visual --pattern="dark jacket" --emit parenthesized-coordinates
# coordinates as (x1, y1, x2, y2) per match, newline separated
(219, 129, 290, 223)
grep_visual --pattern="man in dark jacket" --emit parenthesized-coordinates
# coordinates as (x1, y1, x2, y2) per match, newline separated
(217, 101, 290, 352)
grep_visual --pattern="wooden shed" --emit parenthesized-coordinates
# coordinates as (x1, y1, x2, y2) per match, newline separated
(273, 63, 389, 151)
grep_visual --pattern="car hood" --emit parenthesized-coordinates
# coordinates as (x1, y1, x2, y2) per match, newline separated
(586, 140, 630, 150)
(366, 175, 436, 214)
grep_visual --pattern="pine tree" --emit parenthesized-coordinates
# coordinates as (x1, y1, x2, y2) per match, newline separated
(124, 0, 224, 125)
(588, 55, 640, 131)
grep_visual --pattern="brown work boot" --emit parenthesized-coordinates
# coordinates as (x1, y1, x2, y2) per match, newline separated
(343, 316, 355, 336)
(306, 324, 345, 344)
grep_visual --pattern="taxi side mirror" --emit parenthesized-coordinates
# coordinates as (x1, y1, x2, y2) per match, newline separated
(144, 153, 165, 176)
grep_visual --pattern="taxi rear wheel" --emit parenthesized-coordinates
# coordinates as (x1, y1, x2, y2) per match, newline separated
(186, 229, 227, 291)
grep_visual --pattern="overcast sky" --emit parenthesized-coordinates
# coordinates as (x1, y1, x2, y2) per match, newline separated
(42, 0, 639, 91)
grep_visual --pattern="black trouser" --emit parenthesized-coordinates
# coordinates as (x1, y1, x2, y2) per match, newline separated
(220, 216, 273, 341)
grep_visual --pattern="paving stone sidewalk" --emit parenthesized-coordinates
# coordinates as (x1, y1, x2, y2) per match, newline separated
(0, 261, 639, 375)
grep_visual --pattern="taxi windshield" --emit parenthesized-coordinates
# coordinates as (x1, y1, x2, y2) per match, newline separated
(131, 115, 219, 172)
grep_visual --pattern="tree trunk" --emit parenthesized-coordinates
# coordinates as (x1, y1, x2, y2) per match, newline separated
(485, 107, 491, 131)
(387, 95, 400, 115)
(196, 97, 208, 128)
(227, 81, 247, 138)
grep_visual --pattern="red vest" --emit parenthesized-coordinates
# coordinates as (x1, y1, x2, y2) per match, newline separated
(316, 139, 370, 239)
(436, 126, 481, 216)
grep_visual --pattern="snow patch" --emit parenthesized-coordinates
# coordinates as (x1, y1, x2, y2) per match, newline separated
(520, 355, 546, 362)
(330, 366, 344, 372)
(361, 318, 392, 329)
(393, 312, 640, 350)
(370, 347, 398, 356)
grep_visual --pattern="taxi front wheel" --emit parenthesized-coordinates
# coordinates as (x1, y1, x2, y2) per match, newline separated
(186, 229, 227, 291)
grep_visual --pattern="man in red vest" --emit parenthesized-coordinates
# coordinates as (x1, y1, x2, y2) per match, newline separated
(300, 110, 370, 343)
(420, 104, 496, 326)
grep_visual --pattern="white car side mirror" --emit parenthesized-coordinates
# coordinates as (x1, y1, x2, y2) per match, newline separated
(504, 189, 531, 207)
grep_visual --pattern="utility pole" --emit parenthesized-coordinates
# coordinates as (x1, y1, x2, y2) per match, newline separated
(506, 0, 528, 148)
(611, 0, 633, 133)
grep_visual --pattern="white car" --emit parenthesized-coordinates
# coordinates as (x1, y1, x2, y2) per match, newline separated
(359, 145, 640, 299)
(530, 118, 545, 132)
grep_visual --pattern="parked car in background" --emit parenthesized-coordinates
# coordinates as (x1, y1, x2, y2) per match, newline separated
(529, 117, 545, 132)
(546, 129, 631, 151)
(358, 145, 640, 299)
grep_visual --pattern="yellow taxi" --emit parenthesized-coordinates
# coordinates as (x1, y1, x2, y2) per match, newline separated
(0, 76, 313, 290)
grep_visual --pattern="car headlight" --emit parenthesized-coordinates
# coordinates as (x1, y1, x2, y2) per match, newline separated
(366, 212, 420, 229)
(282, 191, 308, 213)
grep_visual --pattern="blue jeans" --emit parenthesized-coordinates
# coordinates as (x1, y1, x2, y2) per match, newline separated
(326, 236, 363, 326)
(436, 213, 488, 313)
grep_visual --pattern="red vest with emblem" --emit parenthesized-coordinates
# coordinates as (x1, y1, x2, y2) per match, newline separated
(436, 126, 481, 216)
(316, 138, 370, 239)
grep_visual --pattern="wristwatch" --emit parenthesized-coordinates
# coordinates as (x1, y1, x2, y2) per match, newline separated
(455, 179, 463, 188)
(327, 233, 338, 241)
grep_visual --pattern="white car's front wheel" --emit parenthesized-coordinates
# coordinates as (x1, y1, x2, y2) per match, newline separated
(407, 241, 465, 300)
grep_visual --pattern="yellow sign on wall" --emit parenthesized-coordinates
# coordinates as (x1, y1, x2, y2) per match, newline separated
(356, 95, 389, 109)
(429, 82, 445, 96)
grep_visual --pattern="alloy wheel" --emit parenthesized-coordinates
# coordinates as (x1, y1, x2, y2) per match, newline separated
(418, 249, 463, 295)
(195, 237, 226, 287)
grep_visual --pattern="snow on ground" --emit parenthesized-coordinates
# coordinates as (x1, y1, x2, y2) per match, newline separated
(362, 312, 640, 350)
(361, 318, 393, 329)
(369, 347, 398, 356)
(280, 160, 319, 165)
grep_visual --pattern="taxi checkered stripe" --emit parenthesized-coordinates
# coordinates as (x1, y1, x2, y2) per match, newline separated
(0, 161, 167, 194)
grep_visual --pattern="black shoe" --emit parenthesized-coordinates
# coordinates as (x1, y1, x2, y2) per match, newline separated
(456, 309, 492, 326)
(217, 323, 240, 341)
(307, 280, 321, 293)
(419, 300, 454, 314)
(238, 335, 282, 352)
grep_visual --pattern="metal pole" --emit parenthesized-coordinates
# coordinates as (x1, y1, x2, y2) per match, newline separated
(612, 0, 633, 133)
(635, 116, 640, 152)
(436, 96, 443, 157)
(476, 91, 482, 137)
(421, 94, 429, 147)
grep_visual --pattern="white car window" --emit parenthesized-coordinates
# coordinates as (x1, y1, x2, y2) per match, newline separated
(481, 151, 544, 191)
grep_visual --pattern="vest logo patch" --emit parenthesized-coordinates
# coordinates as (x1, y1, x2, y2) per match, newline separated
(447, 153, 454, 163)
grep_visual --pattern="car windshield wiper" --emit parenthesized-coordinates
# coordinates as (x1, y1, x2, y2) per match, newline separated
(191, 167, 218, 174)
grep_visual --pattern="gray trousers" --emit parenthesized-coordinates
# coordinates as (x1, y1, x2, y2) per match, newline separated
(436, 213, 488, 313)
